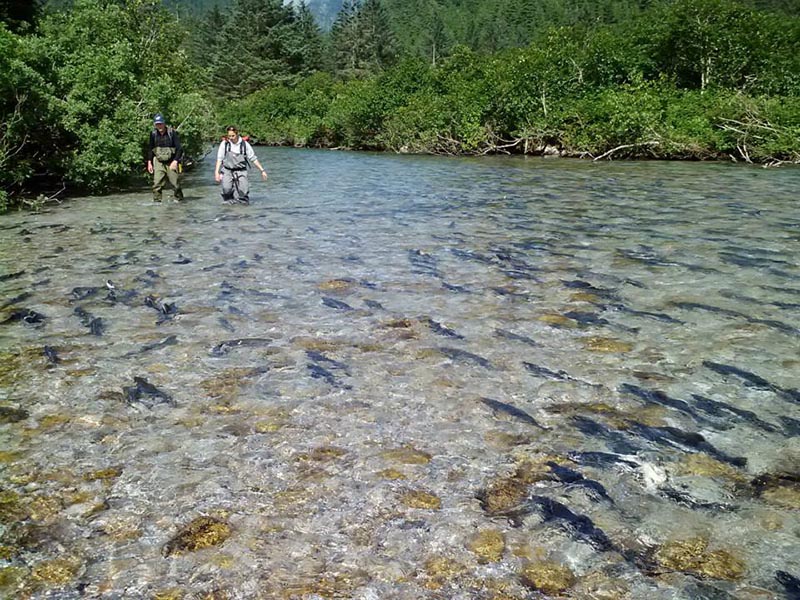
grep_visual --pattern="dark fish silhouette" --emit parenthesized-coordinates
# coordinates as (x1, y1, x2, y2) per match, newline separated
(423, 317, 463, 339)
(43, 345, 60, 364)
(569, 416, 642, 455)
(0, 270, 25, 282)
(626, 421, 747, 467)
(620, 383, 716, 427)
(690, 394, 779, 433)
(523, 362, 572, 381)
(124, 335, 178, 357)
(438, 347, 491, 368)
(1, 292, 32, 310)
(567, 451, 639, 471)
(703, 361, 800, 403)
(480, 397, 547, 429)
(2, 308, 46, 325)
(73, 306, 104, 336)
(658, 486, 734, 512)
(776, 570, 800, 599)
(307, 363, 351, 389)
(546, 461, 613, 502)
(523, 496, 614, 550)
(363, 299, 384, 310)
(123, 376, 174, 408)
(780, 416, 800, 437)
(70, 286, 101, 301)
(210, 338, 274, 357)
(306, 350, 350, 373)
(172, 254, 192, 264)
(494, 328, 539, 347)
(0, 406, 29, 423)
(408, 249, 440, 277)
(321, 297, 353, 310)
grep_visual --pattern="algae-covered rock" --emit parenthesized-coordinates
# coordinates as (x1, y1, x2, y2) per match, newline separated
(400, 490, 442, 510)
(0, 406, 29, 424)
(423, 556, 466, 590)
(673, 454, 746, 483)
(520, 560, 576, 595)
(83, 466, 123, 483)
(654, 537, 745, 581)
(298, 446, 347, 462)
(537, 314, 578, 328)
(381, 446, 432, 465)
(0, 566, 26, 590)
(468, 529, 505, 563)
(478, 476, 528, 515)
(376, 468, 407, 480)
(0, 490, 27, 523)
(30, 556, 82, 587)
(162, 516, 232, 557)
(153, 589, 183, 600)
(318, 279, 356, 292)
(583, 337, 633, 353)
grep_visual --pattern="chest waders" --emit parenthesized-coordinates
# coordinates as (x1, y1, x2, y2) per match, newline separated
(152, 130, 183, 203)
(221, 140, 250, 204)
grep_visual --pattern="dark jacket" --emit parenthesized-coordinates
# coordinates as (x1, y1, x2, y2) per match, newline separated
(148, 128, 183, 163)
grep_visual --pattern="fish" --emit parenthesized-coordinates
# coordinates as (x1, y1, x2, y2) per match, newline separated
(408, 249, 440, 277)
(2, 308, 46, 325)
(545, 461, 613, 502)
(480, 397, 547, 429)
(703, 361, 800, 403)
(625, 421, 747, 467)
(423, 317, 463, 339)
(0, 270, 26, 282)
(73, 306, 104, 336)
(321, 297, 353, 310)
(124, 335, 178, 357)
(306, 350, 350, 373)
(70, 286, 101, 301)
(438, 347, 492, 368)
(0, 406, 29, 423)
(494, 328, 539, 347)
(218, 317, 236, 333)
(363, 299, 384, 310)
(522, 496, 614, 551)
(620, 383, 717, 427)
(658, 486, 735, 512)
(1, 292, 32, 310)
(775, 570, 800, 598)
(307, 363, 351, 389)
(567, 451, 640, 471)
(123, 376, 175, 408)
(210, 338, 274, 357)
(569, 416, 642, 455)
(690, 394, 779, 433)
(172, 254, 192, 264)
(779, 416, 800, 437)
(441, 281, 471, 293)
(43, 345, 60, 364)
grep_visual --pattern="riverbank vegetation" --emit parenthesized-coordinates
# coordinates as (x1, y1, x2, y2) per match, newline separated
(1, 0, 799, 209)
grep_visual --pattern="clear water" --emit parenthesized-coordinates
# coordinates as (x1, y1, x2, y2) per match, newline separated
(1, 149, 798, 599)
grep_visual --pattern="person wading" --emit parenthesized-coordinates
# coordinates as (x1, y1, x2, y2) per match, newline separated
(214, 126, 267, 205)
(147, 113, 184, 203)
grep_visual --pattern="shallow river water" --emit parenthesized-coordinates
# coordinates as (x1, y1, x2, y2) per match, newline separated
(1, 149, 799, 599)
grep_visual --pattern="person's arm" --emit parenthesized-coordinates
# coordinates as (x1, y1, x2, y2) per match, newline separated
(147, 131, 154, 174)
(214, 143, 224, 182)
(246, 142, 268, 180)
(171, 130, 183, 167)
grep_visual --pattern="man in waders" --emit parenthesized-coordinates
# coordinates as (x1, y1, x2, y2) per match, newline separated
(214, 125, 267, 205)
(147, 113, 184, 203)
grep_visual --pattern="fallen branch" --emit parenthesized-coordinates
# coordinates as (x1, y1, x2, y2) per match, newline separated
(593, 141, 660, 162)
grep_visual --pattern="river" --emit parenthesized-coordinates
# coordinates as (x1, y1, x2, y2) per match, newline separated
(1, 149, 799, 599)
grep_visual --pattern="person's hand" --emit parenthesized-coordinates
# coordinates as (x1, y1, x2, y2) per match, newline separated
(215, 172, 222, 183)
(260, 170, 268, 181)
(169, 160, 178, 172)
(147, 161, 153, 174)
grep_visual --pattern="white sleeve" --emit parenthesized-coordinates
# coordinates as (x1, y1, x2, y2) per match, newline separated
(245, 142, 258, 164)
(216, 142, 226, 162)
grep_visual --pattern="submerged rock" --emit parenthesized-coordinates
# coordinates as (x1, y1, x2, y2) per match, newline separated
(468, 529, 506, 563)
(584, 337, 634, 353)
(380, 446, 432, 465)
(162, 516, 232, 557)
(654, 537, 745, 581)
(0, 406, 29, 424)
(520, 560, 577, 595)
(400, 490, 442, 509)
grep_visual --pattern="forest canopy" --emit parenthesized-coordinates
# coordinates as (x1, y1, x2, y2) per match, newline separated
(1, 0, 799, 210)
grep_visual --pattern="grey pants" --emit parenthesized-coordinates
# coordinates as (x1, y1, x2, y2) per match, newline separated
(221, 169, 249, 204)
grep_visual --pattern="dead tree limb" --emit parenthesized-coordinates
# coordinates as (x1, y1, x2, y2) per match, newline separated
(593, 141, 660, 162)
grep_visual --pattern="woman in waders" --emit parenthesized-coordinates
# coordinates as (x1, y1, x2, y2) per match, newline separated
(214, 125, 267, 205)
